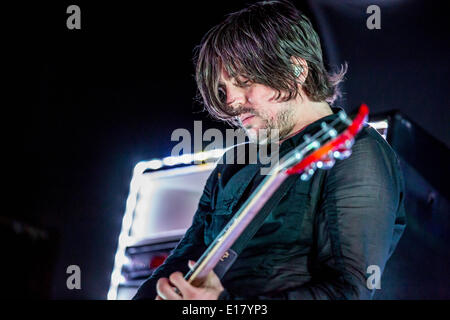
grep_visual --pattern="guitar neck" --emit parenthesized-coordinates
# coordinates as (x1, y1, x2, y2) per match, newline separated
(184, 170, 289, 286)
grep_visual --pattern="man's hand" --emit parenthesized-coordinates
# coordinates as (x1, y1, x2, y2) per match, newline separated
(155, 260, 224, 300)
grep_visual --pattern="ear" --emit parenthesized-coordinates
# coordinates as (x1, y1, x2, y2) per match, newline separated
(290, 56, 308, 84)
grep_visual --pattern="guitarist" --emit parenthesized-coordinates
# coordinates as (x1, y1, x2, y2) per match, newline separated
(133, 0, 406, 300)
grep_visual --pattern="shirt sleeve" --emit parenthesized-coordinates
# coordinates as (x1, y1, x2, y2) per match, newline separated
(219, 127, 407, 300)
(132, 167, 218, 300)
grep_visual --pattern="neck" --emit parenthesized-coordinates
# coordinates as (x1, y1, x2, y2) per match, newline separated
(287, 100, 333, 137)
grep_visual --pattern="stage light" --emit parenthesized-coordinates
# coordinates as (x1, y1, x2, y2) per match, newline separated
(107, 149, 225, 299)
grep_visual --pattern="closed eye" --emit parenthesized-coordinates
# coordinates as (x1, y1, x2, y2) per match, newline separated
(238, 80, 251, 87)
(218, 86, 226, 103)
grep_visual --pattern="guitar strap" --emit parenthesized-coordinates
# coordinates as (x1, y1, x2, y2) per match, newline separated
(213, 173, 301, 279)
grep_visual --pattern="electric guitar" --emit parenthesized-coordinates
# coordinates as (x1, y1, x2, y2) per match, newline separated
(182, 104, 369, 288)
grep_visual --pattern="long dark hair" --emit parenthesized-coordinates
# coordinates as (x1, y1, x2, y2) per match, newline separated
(193, 0, 347, 126)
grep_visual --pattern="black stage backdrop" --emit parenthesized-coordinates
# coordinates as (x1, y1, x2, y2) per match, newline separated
(14, 0, 450, 299)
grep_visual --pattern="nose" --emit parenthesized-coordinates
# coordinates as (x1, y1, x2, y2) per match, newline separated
(226, 86, 247, 110)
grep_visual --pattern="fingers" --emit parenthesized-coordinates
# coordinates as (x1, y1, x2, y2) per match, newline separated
(204, 269, 224, 289)
(208, 270, 221, 282)
(155, 261, 208, 300)
(156, 277, 182, 300)
(187, 260, 224, 295)
(169, 271, 195, 298)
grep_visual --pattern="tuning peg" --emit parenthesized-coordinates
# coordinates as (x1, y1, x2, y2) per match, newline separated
(300, 171, 313, 181)
(344, 139, 354, 149)
(315, 150, 336, 170)
(321, 158, 335, 169)
(338, 110, 352, 125)
(321, 122, 337, 138)
(300, 165, 316, 181)
(333, 149, 352, 160)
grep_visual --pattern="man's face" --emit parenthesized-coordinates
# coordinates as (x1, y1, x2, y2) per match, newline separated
(219, 68, 299, 143)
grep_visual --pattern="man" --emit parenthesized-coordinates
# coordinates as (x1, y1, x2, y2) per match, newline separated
(133, 0, 406, 300)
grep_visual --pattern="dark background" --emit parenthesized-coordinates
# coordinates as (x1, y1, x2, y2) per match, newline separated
(14, 0, 449, 299)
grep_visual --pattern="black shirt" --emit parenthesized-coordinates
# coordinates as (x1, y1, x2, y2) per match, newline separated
(133, 108, 407, 300)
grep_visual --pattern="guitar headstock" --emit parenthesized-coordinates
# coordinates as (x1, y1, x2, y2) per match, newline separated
(277, 104, 369, 180)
